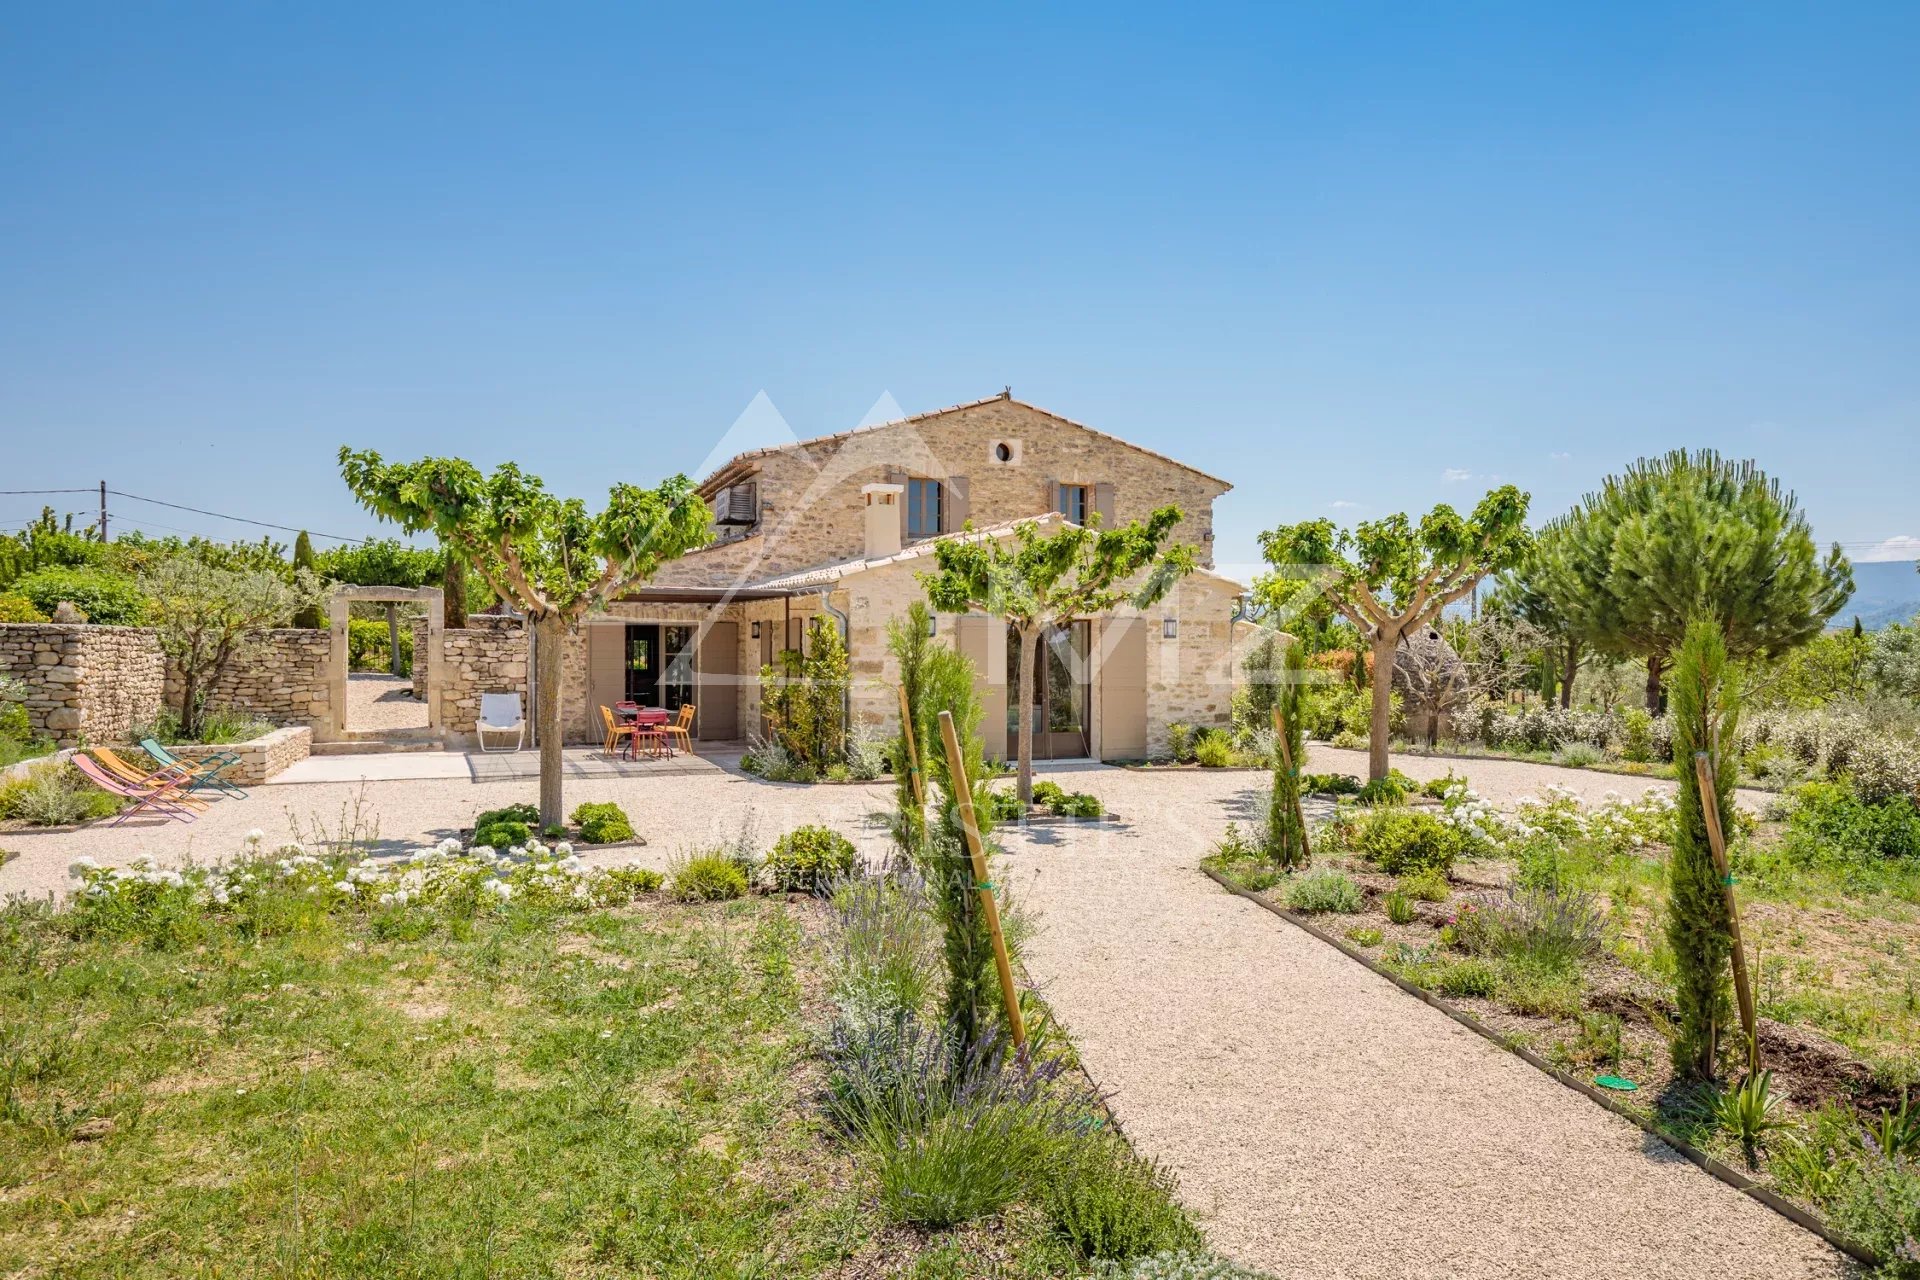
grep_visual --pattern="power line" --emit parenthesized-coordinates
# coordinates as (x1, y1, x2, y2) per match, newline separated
(2, 482, 375, 543)
(105, 490, 371, 544)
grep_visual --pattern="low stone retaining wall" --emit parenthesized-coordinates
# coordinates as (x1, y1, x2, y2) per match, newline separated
(0, 747, 78, 786)
(166, 725, 311, 786)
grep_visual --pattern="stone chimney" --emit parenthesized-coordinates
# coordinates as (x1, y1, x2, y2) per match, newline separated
(861, 482, 904, 559)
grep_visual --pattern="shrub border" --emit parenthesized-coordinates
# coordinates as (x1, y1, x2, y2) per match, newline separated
(1199, 865, 1881, 1270)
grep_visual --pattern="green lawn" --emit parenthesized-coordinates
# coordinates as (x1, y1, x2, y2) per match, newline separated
(0, 890, 1077, 1278)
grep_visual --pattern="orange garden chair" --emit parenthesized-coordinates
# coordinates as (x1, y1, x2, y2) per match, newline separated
(665, 704, 696, 755)
(599, 705, 635, 758)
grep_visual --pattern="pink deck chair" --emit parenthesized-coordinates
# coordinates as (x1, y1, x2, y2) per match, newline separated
(70, 755, 200, 826)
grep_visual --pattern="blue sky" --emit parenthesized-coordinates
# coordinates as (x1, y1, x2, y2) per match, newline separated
(3, 3, 1916, 583)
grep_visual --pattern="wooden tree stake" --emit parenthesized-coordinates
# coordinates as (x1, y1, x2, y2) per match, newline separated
(1695, 751, 1760, 1077)
(896, 683, 926, 811)
(937, 709, 1028, 1057)
(1271, 705, 1311, 862)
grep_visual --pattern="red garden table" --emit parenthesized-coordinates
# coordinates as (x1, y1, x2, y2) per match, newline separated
(619, 707, 673, 760)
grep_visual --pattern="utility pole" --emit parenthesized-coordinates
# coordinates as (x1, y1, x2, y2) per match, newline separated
(98, 480, 107, 542)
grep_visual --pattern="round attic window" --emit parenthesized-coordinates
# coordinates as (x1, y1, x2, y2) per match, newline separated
(993, 442, 1013, 462)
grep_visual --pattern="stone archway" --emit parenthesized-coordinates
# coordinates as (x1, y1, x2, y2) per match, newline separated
(324, 585, 445, 742)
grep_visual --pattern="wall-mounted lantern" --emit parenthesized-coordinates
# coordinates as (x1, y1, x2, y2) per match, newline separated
(1163, 617, 1179, 639)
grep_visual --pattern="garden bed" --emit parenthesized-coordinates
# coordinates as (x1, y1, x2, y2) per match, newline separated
(1203, 779, 1920, 1268)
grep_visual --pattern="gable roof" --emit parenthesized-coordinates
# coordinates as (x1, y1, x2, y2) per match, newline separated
(698, 392, 1232, 495)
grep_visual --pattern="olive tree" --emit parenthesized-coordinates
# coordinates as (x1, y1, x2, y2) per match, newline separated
(339, 450, 711, 827)
(921, 508, 1194, 805)
(143, 557, 321, 740)
(1537, 450, 1852, 712)
(1259, 487, 1531, 781)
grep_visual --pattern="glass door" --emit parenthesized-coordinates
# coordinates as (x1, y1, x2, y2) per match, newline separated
(626, 623, 696, 710)
(661, 624, 695, 713)
(625, 624, 660, 706)
(1007, 622, 1091, 759)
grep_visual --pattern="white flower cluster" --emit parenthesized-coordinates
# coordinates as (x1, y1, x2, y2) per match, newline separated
(69, 835, 651, 917)
(67, 852, 187, 897)
(1434, 782, 1509, 851)
(1502, 784, 1673, 854)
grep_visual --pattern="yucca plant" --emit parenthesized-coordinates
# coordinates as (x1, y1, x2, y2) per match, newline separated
(1714, 1070, 1790, 1168)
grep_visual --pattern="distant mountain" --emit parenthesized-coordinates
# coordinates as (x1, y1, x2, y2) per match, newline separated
(1841, 560, 1920, 631)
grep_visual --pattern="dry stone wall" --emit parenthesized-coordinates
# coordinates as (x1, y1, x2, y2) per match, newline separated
(167, 629, 330, 727)
(0, 624, 165, 747)
(428, 619, 529, 742)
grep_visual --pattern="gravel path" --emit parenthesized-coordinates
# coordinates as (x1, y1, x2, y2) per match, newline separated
(345, 672, 429, 733)
(0, 745, 1850, 1276)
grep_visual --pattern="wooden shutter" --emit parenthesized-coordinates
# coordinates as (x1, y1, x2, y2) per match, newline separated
(1093, 482, 1116, 528)
(589, 624, 627, 717)
(1045, 478, 1061, 516)
(1098, 618, 1148, 759)
(944, 475, 969, 531)
(695, 622, 739, 740)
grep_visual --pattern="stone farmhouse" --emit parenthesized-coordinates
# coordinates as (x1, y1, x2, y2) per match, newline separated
(563, 391, 1248, 760)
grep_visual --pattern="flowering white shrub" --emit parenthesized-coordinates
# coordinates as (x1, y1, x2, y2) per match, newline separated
(66, 836, 662, 941)
(1432, 782, 1505, 856)
(1429, 780, 1674, 861)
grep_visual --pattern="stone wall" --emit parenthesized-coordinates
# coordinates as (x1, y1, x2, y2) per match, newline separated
(559, 601, 763, 744)
(0, 624, 165, 747)
(838, 557, 1240, 763)
(168, 725, 312, 785)
(430, 620, 529, 742)
(167, 629, 330, 727)
(654, 397, 1228, 589)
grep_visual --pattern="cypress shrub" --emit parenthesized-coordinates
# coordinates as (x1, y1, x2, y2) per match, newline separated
(1263, 634, 1310, 870)
(1667, 616, 1739, 1079)
(291, 532, 323, 628)
(887, 602, 1005, 1046)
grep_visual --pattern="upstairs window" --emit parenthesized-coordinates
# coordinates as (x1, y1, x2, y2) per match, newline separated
(1056, 483, 1089, 525)
(907, 478, 943, 540)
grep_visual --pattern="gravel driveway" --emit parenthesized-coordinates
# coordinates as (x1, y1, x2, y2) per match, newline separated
(0, 745, 1850, 1277)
